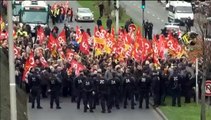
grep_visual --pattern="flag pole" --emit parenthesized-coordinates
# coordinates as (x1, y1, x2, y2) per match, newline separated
(115, 0, 119, 36)
(7, 1, 18, 120)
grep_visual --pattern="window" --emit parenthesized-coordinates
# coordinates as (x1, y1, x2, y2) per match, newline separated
(176, 6, 193, 13)
(13, 4, 21, 16)
(21, 11, 48, 24)
(169, 5, 174, 13)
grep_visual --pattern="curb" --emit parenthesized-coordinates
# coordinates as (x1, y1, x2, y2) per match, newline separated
(149, 101, 168, 120)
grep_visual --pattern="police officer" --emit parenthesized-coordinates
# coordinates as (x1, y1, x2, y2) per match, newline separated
(82, 72, 94, 112)
(123, 68, 135, 109)
(74, 71, 85, 109)
(108, 72, 120, 110)
(144, 20, 149, 39)
(48, 68, 62, 109)
(151, 66, 161, 108)
(170, 67, 182, 107)
(138, 71, 151, 109)
(28, 68, 42, 109)
(148, 22, 153, 40)
(184, 72, 192, 103)
(97, 70, 111, 113)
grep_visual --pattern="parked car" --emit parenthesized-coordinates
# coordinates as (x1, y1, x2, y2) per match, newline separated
(75, 8, 94, 22)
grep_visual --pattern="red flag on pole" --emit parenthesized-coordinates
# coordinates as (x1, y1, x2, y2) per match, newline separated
(57, 29, 66, 45)
(22, 52, 36, 81)
(79, 32, 90, 55)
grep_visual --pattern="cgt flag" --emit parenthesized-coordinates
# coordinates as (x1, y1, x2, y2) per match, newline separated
(22, 52, 36, 82)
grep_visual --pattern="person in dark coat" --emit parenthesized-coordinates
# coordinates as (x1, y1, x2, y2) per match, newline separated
(170, 68, 182, 107)
(108, 72, 120, 110)
(74, 71, 86, 109)
(144, 20, 149, 39)
(97, 71, 111, 113)
(82, 73, 94, 112)
(151, 67, 161, 108)
(28, 68, 43, 109)
(123, 68, 135, 109)
(148, 22, 153, 40)
(106, 16, 112, 33)
(138, 72, 151, 109)
(48, 69, 62, 109)
(97, 17, 102, 29)
(98, 2, 104, 17)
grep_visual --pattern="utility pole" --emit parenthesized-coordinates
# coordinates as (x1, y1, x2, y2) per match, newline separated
(142, 0, 145, 37)
(7, 1, 17, 120)
(115, 0, 119, 35)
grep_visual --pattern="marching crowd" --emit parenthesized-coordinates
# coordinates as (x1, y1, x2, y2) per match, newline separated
(0, 2, 202, 114)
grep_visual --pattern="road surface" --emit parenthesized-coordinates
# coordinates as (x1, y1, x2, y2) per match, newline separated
(28, 1, 163, 120)
(120, 1, 168, 34)
(47, 0, 96, 33)
(28, 98, 162, 120)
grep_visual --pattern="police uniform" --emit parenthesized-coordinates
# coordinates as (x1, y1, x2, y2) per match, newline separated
(170, 70, 182, 107)
(123, 70, 135, 109)
(49, 72, 62, 109)
(28, 69, 42, 109)
(82, 75, 94, 112)
(98, 75, 110, 113)
(74, 73, 85, 109)
(108, 73, 120, 110)
(151, 69, 161, 107)
(138, 72, 151, 109)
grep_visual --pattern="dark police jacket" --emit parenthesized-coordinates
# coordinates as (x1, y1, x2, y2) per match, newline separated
(28, 73, 41, 89)
(97, 77, 109, 95)
(74, 75, 85, 91)
(170, 73, 182, 91)
(83, 77, 94, 93)
(123, 75, 135, 92)
(49, 73, 61, 92)
(138, 75, 151, 92)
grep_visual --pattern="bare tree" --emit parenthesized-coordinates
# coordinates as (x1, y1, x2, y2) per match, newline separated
(195, 3, 211, 119)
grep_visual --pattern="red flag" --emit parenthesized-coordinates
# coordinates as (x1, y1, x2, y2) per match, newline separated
(14, 46, 20, 58)
(57, 29, 66, 45)
(79, 32, 90, 55)
(40, 55, 48, 67)
(37, 27, 45, 45)
(22, 52, 36, 81)
(47, 33, 60, 51)
(66, 49, 75, 62)
(71, 60, 86, 76)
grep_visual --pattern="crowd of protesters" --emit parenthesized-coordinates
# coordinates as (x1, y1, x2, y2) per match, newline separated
(0, 2, 206, 113)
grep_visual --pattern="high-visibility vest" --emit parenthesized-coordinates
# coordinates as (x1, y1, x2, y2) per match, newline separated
(182, 32, 190, 44)
(56, 9, 60, 15)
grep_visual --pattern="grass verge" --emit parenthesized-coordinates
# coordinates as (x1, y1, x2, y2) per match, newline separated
(160, 97, 211, 120)
(77, 0, 132, 28)
(0, 48, 28, 120)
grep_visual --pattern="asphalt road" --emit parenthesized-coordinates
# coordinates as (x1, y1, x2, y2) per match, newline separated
(120, 1, 168, 34)
(47, 0, 96, 33)
(28, 1, 163, 120)
(28, 98, 162, 120)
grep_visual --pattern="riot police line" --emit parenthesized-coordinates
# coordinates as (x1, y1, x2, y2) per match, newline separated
(25, 58, 199, 113)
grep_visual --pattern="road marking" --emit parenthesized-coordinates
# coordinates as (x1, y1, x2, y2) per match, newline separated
(152, 14, 155, 17)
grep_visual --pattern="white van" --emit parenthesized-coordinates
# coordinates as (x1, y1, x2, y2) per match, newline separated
(168, 1, 194, 25)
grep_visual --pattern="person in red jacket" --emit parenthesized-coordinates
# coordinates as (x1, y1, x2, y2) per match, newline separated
(67, 8, 73, 22)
